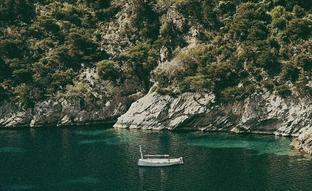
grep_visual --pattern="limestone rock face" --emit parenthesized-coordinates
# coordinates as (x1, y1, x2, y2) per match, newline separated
(114, 92, 214, 130)
(0, 94, 133, 128)
(0, 102, 32, 128)
(114, 91, 312, 153)
(0, 68, 143, 128)
(0, 93, 139, 128)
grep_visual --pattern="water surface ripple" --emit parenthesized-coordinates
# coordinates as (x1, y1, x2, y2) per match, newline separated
(0, 127, 311, 191)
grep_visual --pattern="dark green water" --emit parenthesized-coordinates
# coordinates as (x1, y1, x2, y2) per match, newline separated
(0, 126, 312, 191)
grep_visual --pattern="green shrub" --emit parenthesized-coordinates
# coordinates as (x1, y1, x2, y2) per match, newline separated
(96, 6, 120, 21)
(96, 60, 120, 81)
(231, 3, 270, 41)
(0, 85, 7, 102)
(40, 18, 61, 33)
(153, 45, 210, 90)
(271, 17, 287, 30)
(208, 63, 240, 90)
(270, 6, 286, 20)
(280, 62, 300, 82)
(296, 54, 312, 71)
(66, 82, 89, 96)
(14, 83, 34, 108)
(285, 18, 312, 40)
(276, 85, 292, 97)
(0, 0, 35, 26)
(263, 80, 275, 91)
(0, 58, 10, 82)
(157, 17, 186, 51)
(0, 39, 25, 59)
(221, 86, 245, 102)
(124, 43, 159, 90)
(12, 68, 33, 82)
(179, 75, 212, 92)
(132, 0, 160, 40)
(50, 69, 74, 92)
(293, 5, 305, 18)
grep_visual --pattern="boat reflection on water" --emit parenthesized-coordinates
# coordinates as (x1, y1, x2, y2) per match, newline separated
(139, 167, 169, 191)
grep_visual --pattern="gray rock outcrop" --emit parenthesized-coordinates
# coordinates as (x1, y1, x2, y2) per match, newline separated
(0, 68, 144, 128)
(114, 91, 312, 154)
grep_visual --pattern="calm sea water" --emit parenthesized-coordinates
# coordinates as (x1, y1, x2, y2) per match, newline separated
(0, 126, 312, 191)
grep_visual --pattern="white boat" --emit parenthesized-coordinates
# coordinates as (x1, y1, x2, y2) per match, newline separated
(137, 145, 184, 167)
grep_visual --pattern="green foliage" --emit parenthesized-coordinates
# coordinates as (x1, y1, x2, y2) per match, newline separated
(0, 85, 6, 103)
(293, 5, 305, 18)
(296, 54, 312, 71)
(154, 45, 210, 90)
(157, 17, 187, 56)
(179, 75, 212, 92)
(14, 83, 34, 108)
(280, 62, 300, 82)
(0, 0, 311, 107)
(221, 85, 255, 103)
(96, 60, 120, 81)
(124, 43, 159, 90)
(263, 80, 275, 92)
(208, 62, 241, 98)
(0, 0, 35, 26)
(0, 39, 25, 59)
(285, 18, 312, 40)
(132, 0, 160, 40)
(231, 3, 270, 41)
(276, 85, 292, 98)
(96, 6, 120, 21)
(0, 58, 10, 82)
(49, 69, 75, 94)
(66, 82, 89, 96)
(12, 68, 33, 82)
(0, 0, 111, 106)
(271, 18, 287, 30)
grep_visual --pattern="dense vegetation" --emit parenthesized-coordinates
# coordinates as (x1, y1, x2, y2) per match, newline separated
(0, 0, 311, 108)
(153, 0, 312, 102)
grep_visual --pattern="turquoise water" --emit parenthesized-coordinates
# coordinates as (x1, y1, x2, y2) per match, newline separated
(0, 127, 312, 191)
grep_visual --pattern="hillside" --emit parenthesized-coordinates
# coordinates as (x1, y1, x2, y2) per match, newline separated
(0, 0, 311, 107)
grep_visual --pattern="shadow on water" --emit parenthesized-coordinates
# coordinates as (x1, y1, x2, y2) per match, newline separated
(73, 130, 108, 136)
(78, 137, 129, 145)
(0, 147, 27, 153)
(2, 185, 36, 191)
(65, 176, 100, 185)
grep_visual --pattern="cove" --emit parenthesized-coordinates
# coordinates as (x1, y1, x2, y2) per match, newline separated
(0, 126, 311, 191)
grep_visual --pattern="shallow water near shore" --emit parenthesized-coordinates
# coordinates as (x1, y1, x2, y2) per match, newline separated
(0, 126, 312, 191)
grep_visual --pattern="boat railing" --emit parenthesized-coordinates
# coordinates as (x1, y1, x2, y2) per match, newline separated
(144, 154, 170, 158)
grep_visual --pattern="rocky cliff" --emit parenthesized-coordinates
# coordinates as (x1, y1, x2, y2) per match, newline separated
(114, 90, 312, 154)
(0, 68, 143, 127)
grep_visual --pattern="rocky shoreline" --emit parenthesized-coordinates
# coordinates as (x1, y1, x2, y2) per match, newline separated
(0, 93, 137, 128)
(114, 91, 312, 154)
(1, 90, 311, 154)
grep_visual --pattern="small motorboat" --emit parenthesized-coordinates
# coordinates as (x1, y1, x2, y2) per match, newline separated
(137, 145, 184, 167)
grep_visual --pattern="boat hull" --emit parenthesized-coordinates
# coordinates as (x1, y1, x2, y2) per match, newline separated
(138, 157, 183, 167)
